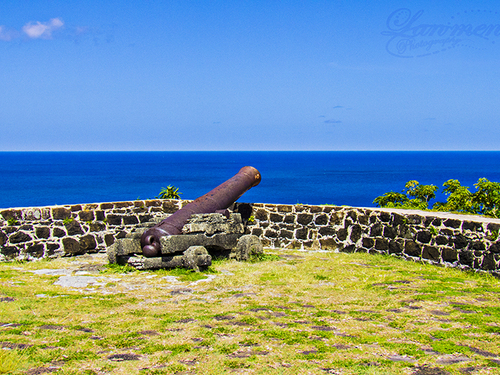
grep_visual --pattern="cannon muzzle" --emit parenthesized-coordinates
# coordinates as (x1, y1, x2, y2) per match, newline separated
(141, 166, 261, 257)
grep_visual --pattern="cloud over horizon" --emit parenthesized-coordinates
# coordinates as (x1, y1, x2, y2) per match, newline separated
(22, 18, 64, 39)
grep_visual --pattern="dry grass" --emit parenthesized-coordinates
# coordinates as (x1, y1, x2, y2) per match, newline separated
(0, 250, 499, 374)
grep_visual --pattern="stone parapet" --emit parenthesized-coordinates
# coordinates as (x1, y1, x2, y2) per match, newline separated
(1, 200, 500, 276)
(0, 200, 184, 261)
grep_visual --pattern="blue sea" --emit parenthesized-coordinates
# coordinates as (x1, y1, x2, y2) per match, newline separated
(1, 151, 500, 210)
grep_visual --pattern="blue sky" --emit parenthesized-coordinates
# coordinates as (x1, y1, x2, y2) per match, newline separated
(1, 0, 499, 151)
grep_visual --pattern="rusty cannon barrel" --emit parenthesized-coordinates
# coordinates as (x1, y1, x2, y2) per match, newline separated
(141, 166, 261, 257)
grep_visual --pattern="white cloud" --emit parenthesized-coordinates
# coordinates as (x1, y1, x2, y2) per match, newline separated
(22, 18, 64, 39)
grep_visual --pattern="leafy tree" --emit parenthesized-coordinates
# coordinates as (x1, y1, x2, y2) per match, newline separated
(471, 178, 500, 217)
(156, 185, 182, 200)
(404, 180, 438, 204)
(373, 180, 437, 210)
(432, 179, 473, 213)
(373, 191, 409, 208)
(374, 177, 500, 218)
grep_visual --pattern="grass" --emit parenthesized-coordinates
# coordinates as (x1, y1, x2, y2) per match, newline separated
(0, 250, 499, 374)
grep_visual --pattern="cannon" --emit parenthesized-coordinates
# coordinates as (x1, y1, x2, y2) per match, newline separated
(140, 166, 261, 257)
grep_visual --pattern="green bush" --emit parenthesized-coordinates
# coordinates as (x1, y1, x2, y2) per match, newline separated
(373, 178, 500, 218)
(156, 185, 182, 199)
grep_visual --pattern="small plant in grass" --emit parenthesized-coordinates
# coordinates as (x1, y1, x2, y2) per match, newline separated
(102, 263, 137, 274)
(489, 229, 499, 241)
(6, 217, 18, 226)
(248, 253, 281, 263)
(63, 217, 74, 225)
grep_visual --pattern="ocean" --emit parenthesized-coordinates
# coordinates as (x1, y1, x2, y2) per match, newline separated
(1, 151, 500, 210)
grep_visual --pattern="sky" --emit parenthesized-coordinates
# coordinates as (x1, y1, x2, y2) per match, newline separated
(1, 0, 500, 151)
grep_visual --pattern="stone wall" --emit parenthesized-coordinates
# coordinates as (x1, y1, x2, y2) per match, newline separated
(246, 203, 500, 276)
(0, 200, 184, 261)
(1, 200, 500, 276)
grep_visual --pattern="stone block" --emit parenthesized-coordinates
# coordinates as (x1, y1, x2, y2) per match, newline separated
(100, 203, 114, 209)
(471, 241, 485, 250)
(70, 205, 82, 212)
(362, 237, 374, 248)
(280, 229, 293, 239)
(435, 235, 449, 245)
(389, 239, 404, 254)
(160, 233, 241, 255)
(251, 228, 263, 236)
(310, 206, 323, 213)
(89, 222, 106, 232)
(104, 234, 115, 246)
(182, 213, 244, 235)
(0, 231, 6, 246)
(123, 216, 139, 225)
(383, 226, 397, 239)
(459, 250, 474, 266)
(441, 247, 458, 262)
(1, 209, 22, 221)
(23, 208, 48, 221)
(404, 241, 421, 257)
(297, 213, 313, 225)
(379, 212, 391, 222)
(264, 229, 278, 238)
(375, 238, 389, 251)
(36, 227, 51, 239)
(284, 215, 295, 223)
(230, 235, 263, 261)
(342, 244, 356, 253)
(79, 210, 95, 222)
(80, 235, 97, 251)
(315, 215, 328, 226)
(350, 225, 362, 243)
(407, 215, 423, 224)
(255, 209, 268, 221)
(416, 231, 432, 244)
(444, 219, 461, 228)
(126, 246, 212, 271)
(277, 205, 293, 213)
(422, 245, 440, 261)
(9, 231, 32, 244)
(46, 243, 60, 255)
(453, 234, 469, 249)
(319, 237, 337, 250)
(65, 220, 84, 235)
(95, 210, 105, 221)
(106, 215, 122, 226)
(162, 201, 179, 213)
(53, 227, 66, 238)
(358, 215, 369, 225)
(489, 242, 500, 254)
(1, 246, 20, 258)
(52, 207, 71, 220)
(295, 228, 308, 240)
(25, 243, 45, 257)
(481, 253, 496, 270)
(269, 213, 284, 223)
(114, 201, 132, 208)
(337, 228, 347, 241)
(370, 224, 383, 237)
(62, 238, 82, 255)
(319, 227, 335, 236)
(462, 221, 481, 231)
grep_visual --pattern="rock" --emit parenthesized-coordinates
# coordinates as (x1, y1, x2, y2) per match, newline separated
(230, 235, 263, 261)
